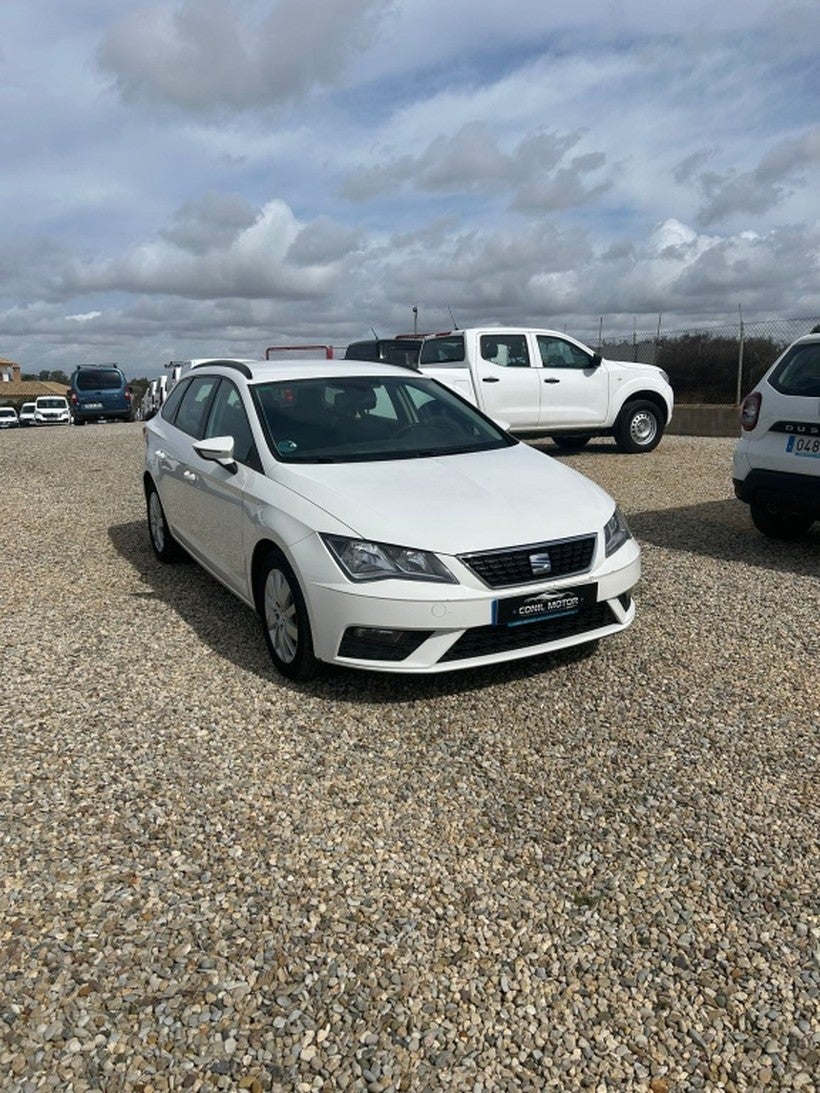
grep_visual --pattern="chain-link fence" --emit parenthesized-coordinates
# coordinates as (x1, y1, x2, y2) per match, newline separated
(574, 316, 819, 404)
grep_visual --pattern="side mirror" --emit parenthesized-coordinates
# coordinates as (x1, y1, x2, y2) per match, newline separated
(193, 435, 237, 472)
(590, 352, 603, 368)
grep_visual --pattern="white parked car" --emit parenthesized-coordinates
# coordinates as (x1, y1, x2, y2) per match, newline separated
(0, 406, 19, 429)
(417, 327, 674, 452)
(143, 359, 640, 679)
(733, 332, 820, 538)
(33, 395, 71, 425)
(18, 402, 36, 426)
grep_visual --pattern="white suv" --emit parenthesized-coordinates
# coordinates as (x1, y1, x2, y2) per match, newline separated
(733, 332, 820, 538)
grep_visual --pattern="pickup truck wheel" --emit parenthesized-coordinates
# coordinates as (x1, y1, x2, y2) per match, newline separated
(614, 400, 663, 453)
(551, 434, 591, 451)
(147, 483, 183, 562)
(258, 550, 320, 681)
(749, 501, 814, 539)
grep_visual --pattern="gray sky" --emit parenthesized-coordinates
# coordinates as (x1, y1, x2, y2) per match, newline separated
(1, 0, 818, 379)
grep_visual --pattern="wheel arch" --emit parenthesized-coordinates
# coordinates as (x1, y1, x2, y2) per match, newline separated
(250, 536, 291, 615)
(615, 388, 670, 426)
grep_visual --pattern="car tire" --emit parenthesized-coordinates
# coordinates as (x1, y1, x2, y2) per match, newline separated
(749, 501, 814, 539)
(551, 434, 591, 451)
(147, 483, 183, 562)
(257, 549, 320, 681)
(614, 400, 664, 453)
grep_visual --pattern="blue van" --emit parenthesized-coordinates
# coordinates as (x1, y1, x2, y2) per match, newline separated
(69, 365, 133, 425)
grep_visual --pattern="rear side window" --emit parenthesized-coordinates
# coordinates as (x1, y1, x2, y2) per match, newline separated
(480, 334, 530, 367)
(173, 375, 220, 438)
(769, 342, 820, 397)
(160, 378, 191, 423)
(74, 369, 124, 391)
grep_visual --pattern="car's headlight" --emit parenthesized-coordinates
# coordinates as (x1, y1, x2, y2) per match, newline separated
(604, 507, 632, 557)
(322, 534, 457, 583)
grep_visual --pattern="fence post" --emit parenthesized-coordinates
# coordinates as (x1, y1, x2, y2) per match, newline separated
(736, 304, 745, 404)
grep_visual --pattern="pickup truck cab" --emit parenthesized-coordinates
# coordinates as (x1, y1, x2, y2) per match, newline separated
(418, 328, 674, 453)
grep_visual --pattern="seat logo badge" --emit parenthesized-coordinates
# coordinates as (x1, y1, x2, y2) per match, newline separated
(529, 551, 552, 576)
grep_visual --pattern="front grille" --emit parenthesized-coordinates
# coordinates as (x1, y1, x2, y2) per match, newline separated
(439, 602, 615, 663)
(459, 535, 596, 588)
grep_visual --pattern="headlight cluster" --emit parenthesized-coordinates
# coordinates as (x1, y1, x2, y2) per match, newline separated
(604, 507, 632, 557)
(323, 535, 457, 583)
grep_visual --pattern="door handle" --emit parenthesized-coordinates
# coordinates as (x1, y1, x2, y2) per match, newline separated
(482, 376, 501, 383)
(543, 377, 561, 384)
(155, 449, 167, 459)
(183, 469, 197, 481)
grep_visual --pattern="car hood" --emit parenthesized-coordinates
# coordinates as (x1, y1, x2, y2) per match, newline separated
(278, 442, 615, 552)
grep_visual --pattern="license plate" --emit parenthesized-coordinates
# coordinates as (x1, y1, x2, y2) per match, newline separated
(786, 435, 820, 458)
(494, 583, 597, 626)
(86, 402, 103, 410)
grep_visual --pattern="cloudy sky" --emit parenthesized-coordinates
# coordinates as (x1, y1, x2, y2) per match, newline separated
(1, 0, 818, 379)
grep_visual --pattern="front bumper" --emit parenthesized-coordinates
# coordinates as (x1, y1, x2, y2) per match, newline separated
(302, 541, 641, 673)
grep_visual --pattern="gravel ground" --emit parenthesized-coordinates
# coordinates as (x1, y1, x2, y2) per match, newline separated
(1, 424, 818, 1093)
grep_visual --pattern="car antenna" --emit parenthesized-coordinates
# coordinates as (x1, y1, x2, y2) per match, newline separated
(448, 306, 459, 330)
(370, 327, 379, 338)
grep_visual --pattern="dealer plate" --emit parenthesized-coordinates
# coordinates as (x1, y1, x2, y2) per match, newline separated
(786, 435, 820, 458)
(493, 583, 597, 626)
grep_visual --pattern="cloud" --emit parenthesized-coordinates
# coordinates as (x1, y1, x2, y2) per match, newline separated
(61, 198, 351, 301)
(342, 124, 610, 212)
(97, 0, 391, 113)
(692, 126, 820, 225)
(65, 311, 102, 322)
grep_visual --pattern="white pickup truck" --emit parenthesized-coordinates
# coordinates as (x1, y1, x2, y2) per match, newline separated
(417, 327, 674, 453)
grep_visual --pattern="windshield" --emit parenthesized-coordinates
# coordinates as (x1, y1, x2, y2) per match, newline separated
(769, 342, 820, 397)
(74, 369, 123, 391)
(252, 375, 514, 463)
(37, 398, 67, 408)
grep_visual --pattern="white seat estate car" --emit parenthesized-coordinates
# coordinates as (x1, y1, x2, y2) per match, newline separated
(143, 359, 640, 680)
(733, 332, 820, 538)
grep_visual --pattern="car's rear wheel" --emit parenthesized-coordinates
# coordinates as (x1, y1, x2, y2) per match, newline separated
(749, 501, 814, 539)
(258, 550, 320, 681)
(614, 400, 664, 453)
(551, 434, 591, 451)
(147, 483, 183, 562)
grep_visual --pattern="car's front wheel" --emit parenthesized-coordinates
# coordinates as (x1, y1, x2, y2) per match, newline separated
(146, 483, 183, 562)
(258, 549, 320, 681)
(749, 501, 814, 539)
(614, 400, 664, 453)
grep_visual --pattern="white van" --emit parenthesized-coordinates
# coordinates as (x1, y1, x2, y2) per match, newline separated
(34, 396, 71, 425)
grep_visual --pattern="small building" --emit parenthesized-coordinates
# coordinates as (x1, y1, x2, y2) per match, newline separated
(0, 358, 69, 405)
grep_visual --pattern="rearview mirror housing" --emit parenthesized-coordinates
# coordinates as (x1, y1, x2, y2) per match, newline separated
(193, 435, 237, 471)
